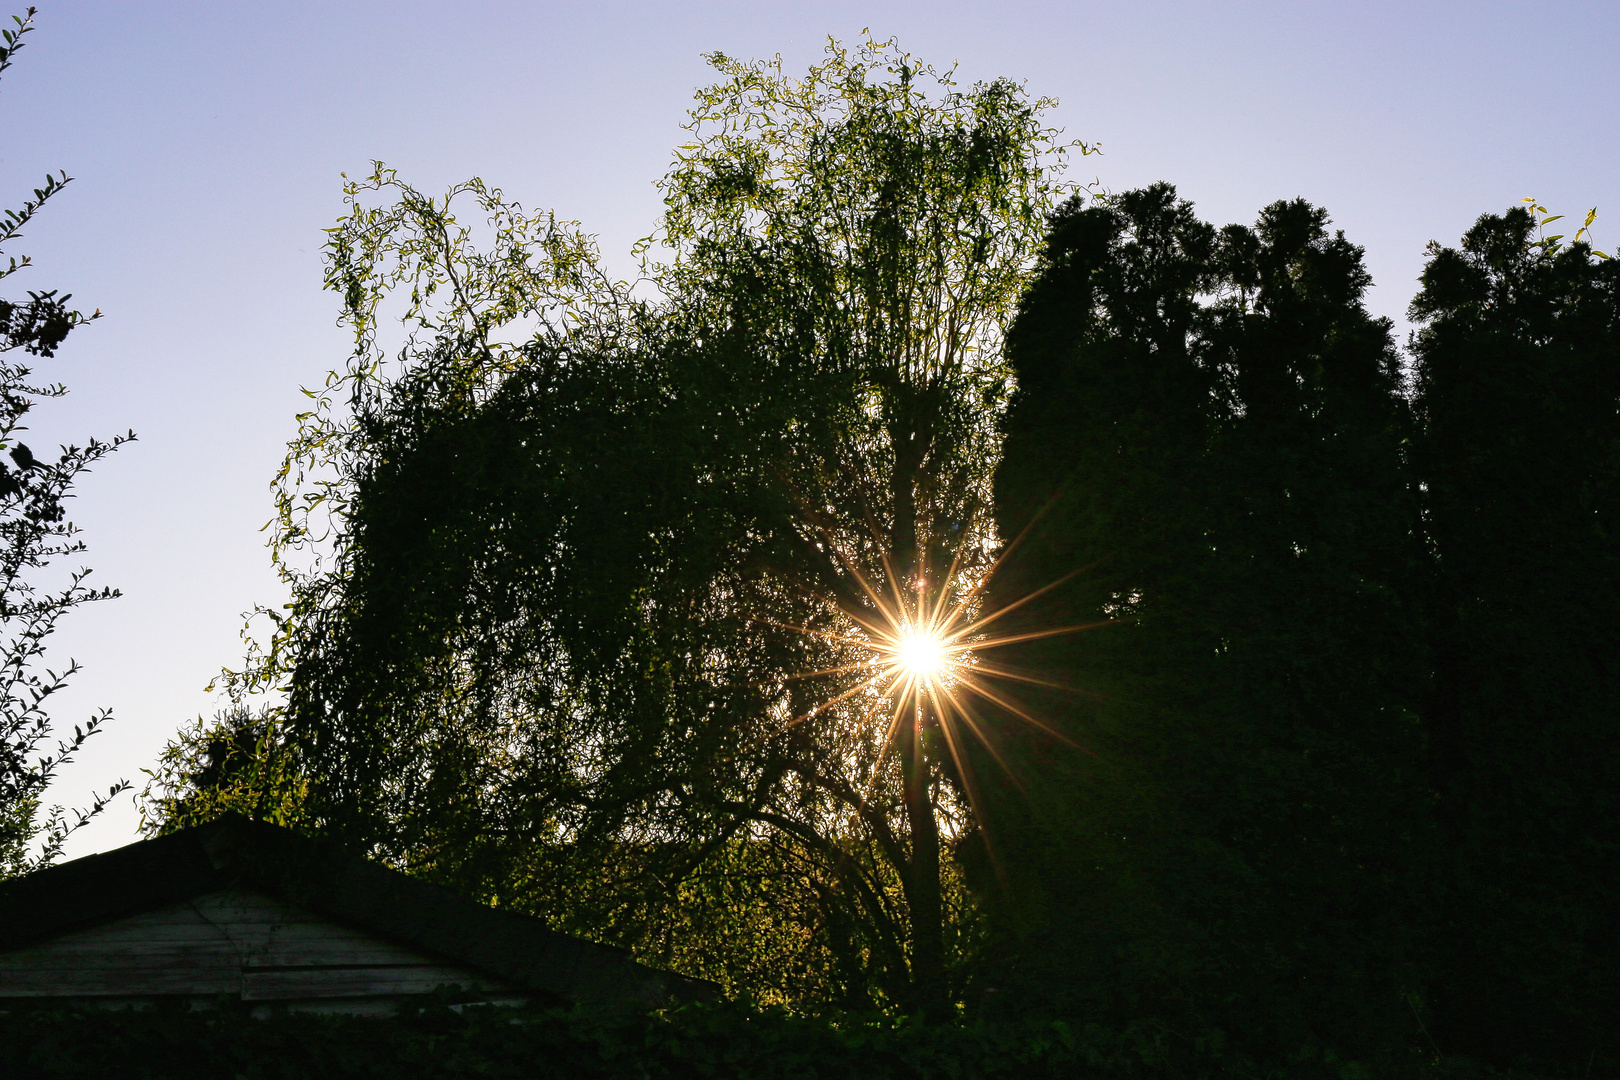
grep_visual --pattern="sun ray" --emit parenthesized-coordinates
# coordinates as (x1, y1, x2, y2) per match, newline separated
(749, 615, 874, 648)
(854, 694, 914, 810)
(928, 548, 966, 627)
(961, 619, 1123, 649)
(941, 702, 1024, 793)
(930, 686, 984, 809)
(782, 661, 884, 683)
(768, 522, 1112, 861)
(775, 675, 885, 734)
(950, 567, 1092, 640)
(955, 659, 1078, 691)
(929, 686, 1018, 886)
(951, 672, 1083, 750)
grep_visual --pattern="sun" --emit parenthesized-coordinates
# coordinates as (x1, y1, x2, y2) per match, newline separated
(751, 536, 1112, 911)
(894, 627, 950, 682)
(767, 543, 1103, 794)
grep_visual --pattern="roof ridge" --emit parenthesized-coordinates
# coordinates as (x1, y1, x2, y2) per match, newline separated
(0, 815, 716, 1008)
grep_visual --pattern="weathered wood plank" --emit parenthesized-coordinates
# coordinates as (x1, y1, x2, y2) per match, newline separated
(0, 887, 501, 1000)
(245, 945, 436, 967)
(242, 966, 510, 1000)
(2, 937, 434, 965)
(0, 954, 236, 972)
(0, 965, 241, 995)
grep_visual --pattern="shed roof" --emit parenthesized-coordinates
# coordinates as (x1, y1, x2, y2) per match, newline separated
(0, 817, 714, 1009)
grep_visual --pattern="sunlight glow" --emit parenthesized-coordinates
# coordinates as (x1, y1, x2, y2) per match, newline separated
(766, 536, 1113, 836)
(895, 627, 949, 682)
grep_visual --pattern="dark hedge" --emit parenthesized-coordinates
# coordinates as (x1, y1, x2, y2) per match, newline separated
(0, 999, 1559, 1080)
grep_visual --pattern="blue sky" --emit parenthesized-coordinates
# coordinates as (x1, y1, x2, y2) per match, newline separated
(4, 0, 1615, 857)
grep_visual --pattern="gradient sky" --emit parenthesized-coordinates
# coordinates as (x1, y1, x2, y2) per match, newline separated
(4, 1, 1615, 858)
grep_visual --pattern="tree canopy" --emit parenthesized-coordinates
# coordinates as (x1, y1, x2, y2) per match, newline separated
(982, 192, 1620, 1073)
(986, 182, 1429, 1056)
(1409, 205, 1620, 1066)
(150, 37, 1090, 1013)
(136, 35, 1620, 1077)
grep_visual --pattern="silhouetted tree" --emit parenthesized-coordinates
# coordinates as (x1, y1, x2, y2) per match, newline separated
(0, 6, 132, 877)
(984, 185, 1430, 1063)
(154, 38, 1088, 1012)
(1411, 205, 1620, 1073)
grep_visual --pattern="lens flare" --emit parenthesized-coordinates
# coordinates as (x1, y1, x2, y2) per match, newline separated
(751, 528, 1117, 902)
(769, 540, 1112, 811)
(895, 627, 949, 682)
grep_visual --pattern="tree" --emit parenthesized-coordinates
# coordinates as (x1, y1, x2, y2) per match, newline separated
(986, 185, 1430, 1061)
(0, 6, 132, 877)
(637, 39, 1089, 1010)
(1410, 205, 1620, 1073)
(151, 37, 1087, 1012)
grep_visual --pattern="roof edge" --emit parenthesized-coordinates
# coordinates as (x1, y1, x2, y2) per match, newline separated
(0, 816, 717, 1008)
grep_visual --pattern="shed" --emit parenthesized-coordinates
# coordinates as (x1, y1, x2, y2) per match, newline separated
(0, 817, 713, 1015)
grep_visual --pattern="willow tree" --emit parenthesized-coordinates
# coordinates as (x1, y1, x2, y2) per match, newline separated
(153, 37, 1086, 1011)
(638, 39, 1089, 1009)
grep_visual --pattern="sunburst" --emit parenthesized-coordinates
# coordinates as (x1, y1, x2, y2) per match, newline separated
(772, 539, 1108, 810)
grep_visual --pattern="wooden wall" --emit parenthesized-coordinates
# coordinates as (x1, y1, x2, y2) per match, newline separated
(0, 888, 517, 1006)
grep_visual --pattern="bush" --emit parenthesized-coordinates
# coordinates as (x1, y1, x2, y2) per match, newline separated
(0, 997, 1569, 1080)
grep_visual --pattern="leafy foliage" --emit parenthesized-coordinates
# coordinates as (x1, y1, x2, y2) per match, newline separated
(148, 37, 1086, 1012)
(0, 998, 1502, 1080)
(1516, 197, 1608, 259)
(0, 6, 131, 877)
(985, 184, 1430, 1059)
(983, 192, 1620, 1075)
(1409, 205, 1620, 1071)
(139, 704, 302, 833)
(129, 31, 1618, 1073)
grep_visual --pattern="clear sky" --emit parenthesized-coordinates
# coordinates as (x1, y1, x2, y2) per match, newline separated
(4, 0, 1615, 858)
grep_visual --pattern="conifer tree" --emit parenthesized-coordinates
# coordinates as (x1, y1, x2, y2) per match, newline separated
(986, 185, 1428, 1057)
(1410, 205, 1620, 1071)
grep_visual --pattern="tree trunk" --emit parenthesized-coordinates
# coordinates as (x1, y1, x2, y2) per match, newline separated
(899, 702, 946, 1015)
(891, 401, 945, 1014)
